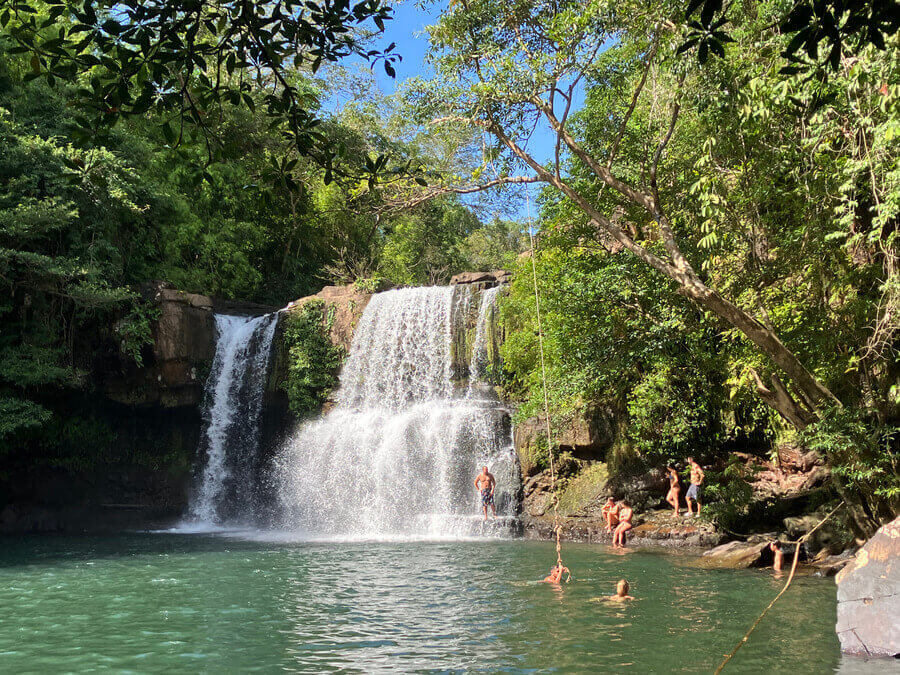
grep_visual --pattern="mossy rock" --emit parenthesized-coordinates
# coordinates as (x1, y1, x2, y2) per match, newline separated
(557, 462, 609, 516)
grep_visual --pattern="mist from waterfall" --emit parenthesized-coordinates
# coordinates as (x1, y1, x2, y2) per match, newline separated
(186, 312, 279, 527)
(274, 285, 518, 539)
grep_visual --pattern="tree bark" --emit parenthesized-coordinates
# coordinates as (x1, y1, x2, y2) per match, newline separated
(749, 369, 816, 429)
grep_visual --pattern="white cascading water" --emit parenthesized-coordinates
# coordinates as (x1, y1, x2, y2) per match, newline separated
(468, 286, 500, 391)
(187, 312, 279, 526)
(274, 285, 518, 539)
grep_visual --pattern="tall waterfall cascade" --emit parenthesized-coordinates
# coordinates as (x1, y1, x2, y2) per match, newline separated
(187, 312, 279, 526)
(274, 285, 519, 539)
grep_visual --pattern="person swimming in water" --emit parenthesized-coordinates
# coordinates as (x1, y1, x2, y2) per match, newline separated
(609, 579, 634, 602)
(665, 465, 681, 517)
(601, 496, 620, 533)
(612, 499, 633, 548)
(474, 466, 496, 521)
(770, 541, 784, 575)
(542, 562, 570, 584)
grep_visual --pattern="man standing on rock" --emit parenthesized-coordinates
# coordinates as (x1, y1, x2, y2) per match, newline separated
(474, 465, 496, 520)
(685, 456, 705, 516)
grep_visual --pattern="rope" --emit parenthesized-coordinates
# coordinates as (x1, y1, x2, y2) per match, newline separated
(714, 501, 845, 674)
(526, 191, 569, 582)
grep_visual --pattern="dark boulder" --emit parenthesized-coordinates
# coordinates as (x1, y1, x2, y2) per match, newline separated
(835, 515, 900, 657)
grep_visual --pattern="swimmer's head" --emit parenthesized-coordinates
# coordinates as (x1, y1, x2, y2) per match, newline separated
(770, 541, 782, 551)
(617, 579, 629, 595)
(482, 465, 488, 473)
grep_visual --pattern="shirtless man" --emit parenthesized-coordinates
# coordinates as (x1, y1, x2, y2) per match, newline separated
(601, 496, 620, 533)
(609, 579, 634, 602)
(474, 466, 496, 520)
(543, 563, 570, 584)
(685, 456, 705, 516)
(612, 499, 633, 548)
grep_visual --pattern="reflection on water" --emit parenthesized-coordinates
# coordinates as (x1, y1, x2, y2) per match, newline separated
(0, 534, 897, 673)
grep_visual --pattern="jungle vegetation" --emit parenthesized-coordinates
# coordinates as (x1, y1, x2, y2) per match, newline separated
(1, 0, 898, 536)
(408, 0, 899, 535)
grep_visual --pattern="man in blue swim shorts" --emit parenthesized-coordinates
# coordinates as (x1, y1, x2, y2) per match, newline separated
(474, 465, 496, 521)
(685, 456, 705, 516)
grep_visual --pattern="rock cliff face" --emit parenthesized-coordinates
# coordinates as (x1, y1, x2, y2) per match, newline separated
(103, 284, 217, 408)
(287, 284, 373, 352)
(450, 269, 512, 288)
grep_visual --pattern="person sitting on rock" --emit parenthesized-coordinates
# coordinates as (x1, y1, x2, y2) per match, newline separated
(542, 562, 570, 584)
(609, 579, 634, 602)
(601, 496, 620, 533)
(612, 500, 634, 548)
(665, 465, 681, 517)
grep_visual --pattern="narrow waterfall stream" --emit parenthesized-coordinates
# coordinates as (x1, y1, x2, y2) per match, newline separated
(274, 285, 519, 539)
(187, 312, 279, 526)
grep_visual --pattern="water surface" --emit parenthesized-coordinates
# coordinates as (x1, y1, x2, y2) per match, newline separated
(0, 535, 892, 673)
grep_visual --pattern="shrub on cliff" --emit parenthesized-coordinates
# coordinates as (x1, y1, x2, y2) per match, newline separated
(281, 301, 346, 417)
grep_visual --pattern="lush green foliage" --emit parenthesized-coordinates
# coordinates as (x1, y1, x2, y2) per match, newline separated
(0, 0, 397, 175)
(0, 36, 496, 467)
(280, 300, 345, 417)
(418, 0, 899, 528)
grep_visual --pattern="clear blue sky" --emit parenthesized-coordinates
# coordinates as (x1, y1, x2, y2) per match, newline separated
(344, 0, 586, 221)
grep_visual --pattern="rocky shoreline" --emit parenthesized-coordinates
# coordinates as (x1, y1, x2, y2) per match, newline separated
(520, 507, 859, 577)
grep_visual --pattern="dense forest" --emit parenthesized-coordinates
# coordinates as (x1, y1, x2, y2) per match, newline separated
(0, 43, 516, 458)
(1, 0, 898, 536)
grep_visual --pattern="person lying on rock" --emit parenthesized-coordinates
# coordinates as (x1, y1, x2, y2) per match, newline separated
(770, 541, 784, 575)
(612, 500, 633, 548)
(542, 562, 570, 584)
(609, 579, 634, 602)
(665, 465, 681, 517)
(601, 496, 620, 533)
(685, 457, 705, 517)
(474, 465, 496, 521)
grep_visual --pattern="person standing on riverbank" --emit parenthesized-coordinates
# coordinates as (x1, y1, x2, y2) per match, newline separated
(474, 466, 496, 520)
(665, 465, 681, 517)
(685, 457, 704, 516)
(612, 500, 633, 547)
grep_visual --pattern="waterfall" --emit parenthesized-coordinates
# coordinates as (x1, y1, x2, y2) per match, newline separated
(468, 286, 500, 390)
(187, 312, 279, 526)
(274, 285, 518, 539)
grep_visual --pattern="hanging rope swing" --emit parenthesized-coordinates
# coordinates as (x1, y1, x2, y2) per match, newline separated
(526, 191, 570, 583)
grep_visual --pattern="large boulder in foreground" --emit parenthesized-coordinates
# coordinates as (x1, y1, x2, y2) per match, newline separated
(835, 515, 900, 657)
